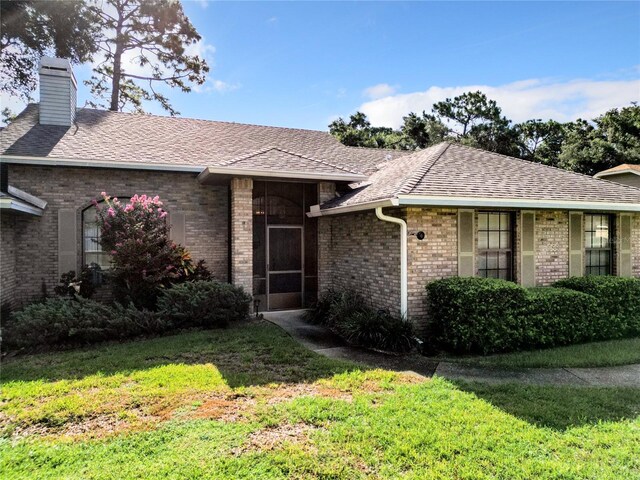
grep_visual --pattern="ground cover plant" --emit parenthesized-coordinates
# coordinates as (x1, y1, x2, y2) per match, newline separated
(2, 281, 251, 351)
(1, 321, 639, 479)
(305, 288, 416, 353)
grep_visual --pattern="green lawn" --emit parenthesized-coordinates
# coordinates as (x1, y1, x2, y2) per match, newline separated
(444, 337, 640, 369)
(2, 321, 639, 479)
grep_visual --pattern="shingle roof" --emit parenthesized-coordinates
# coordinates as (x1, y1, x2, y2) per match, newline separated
(595, 163, 640, 176)
(219, 147, 363, 176)
(323, 143, 640, 209)
(0, 104, 407, 175)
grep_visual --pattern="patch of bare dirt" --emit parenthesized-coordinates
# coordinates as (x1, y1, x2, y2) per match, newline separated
(5, 409, 160, 442)
(231, 423, 321, 455)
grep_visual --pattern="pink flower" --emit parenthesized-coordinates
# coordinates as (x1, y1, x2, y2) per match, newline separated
(110, 250, 117, 255)
(91, 199, 98, 206)
(107, 207, 116, 217)
(124, 204, 133, 213)
(160, 211, 168, 218)
(100, 191, 106, 197)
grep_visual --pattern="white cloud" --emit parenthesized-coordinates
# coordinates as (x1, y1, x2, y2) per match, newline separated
(362, 83, 397, 100)
(267, 16, 278, 24)
(359, 76, 640, 128)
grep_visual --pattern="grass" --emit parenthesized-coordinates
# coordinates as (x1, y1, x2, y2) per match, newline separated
(443, 337, 640, 369)
(2, 320, 639, 479)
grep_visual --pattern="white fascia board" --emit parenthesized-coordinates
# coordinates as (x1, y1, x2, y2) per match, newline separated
(0, 155, 205, 173)
(199, 166, 367, 183)
(0, 197, 44, 216)
(594, 169, 640, 178)
(397, 195, 640, 212)
(307, 198, 398, 217)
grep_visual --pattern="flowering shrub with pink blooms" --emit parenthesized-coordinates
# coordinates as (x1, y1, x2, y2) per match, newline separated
(94, 193, 211, 309)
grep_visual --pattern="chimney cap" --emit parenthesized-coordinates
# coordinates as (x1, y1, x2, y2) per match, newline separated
(39, 57, 77, 86)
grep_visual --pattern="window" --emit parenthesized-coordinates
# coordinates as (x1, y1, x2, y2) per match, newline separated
(477, 212, 514, 280)
(585, 214, 613, 276)
(82, 204, 112, 270)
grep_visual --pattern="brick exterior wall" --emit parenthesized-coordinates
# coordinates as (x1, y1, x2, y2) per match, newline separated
(534, 211, 570, 286)
(633, 214, 640, 278)
(230, 177, 253, 294)
(1, 213, 20, 307)
(406, 208, 458, 326)
(318, 209, 401, 317)
(5, 164, 228, 306)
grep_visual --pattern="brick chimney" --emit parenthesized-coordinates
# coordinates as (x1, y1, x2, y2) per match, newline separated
(39, 57, 77, 126)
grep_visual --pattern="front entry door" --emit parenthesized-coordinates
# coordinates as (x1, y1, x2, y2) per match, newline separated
(267, 226, 303, 310)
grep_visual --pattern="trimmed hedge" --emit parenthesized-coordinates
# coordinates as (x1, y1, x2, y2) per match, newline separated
(425, 276, 637, 355)
(553, 276, 640, 338)
(425, 278, 528, 354)
(521, 288, 603, 348)
(157, 281, 251, 328)
(306, 288, 416, 353)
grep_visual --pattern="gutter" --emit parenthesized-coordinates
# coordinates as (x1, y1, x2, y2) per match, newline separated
(198, 166, 366, 183)
(0, 197, 44, 216)
(375, 207, 408, 320)
(307, 198, 398, 217)
(0, 155, 205, 173)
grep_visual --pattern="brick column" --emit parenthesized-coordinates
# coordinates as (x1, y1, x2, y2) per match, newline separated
(318, 182, 336, 203)
(230, 177, 253, 294)
(316, 182, 336, 296)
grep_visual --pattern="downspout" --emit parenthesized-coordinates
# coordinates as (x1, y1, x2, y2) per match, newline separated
(375, 207, 408, 320)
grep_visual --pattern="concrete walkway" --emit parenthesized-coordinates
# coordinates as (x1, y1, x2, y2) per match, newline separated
(263, 310, 640, 387)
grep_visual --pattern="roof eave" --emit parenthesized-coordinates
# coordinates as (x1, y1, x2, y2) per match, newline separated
(0, 197, 45, 216)
(0, 155, 205, 173)
(594, 169, 640, 178)
(307, 198, 399, 217)
(199, 166, 367, 184)
(396, 195, 640, 212)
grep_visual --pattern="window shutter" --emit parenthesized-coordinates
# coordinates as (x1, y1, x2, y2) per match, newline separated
(520, 211, 536, 287)
(169, 211, 186, 246)
(58, 209, 77, 275)
(568, 212, 584, 277)
(618, 214, 632, 277)
(458, 209, 475, 277)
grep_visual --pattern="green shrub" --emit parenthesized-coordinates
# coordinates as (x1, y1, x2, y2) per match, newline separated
(3, 297, 116, 349)
(521, 288, 604, 348)
(553, 276, 640, 338)
(337, 310, 416, 353)
(305, 288, 416, 353)
(157, 281, 251, 328)
(425, 277, 527, 354)
(304, 288, 370, 327)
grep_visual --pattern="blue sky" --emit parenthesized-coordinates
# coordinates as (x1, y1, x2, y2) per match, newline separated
(6, 1, 640, 130)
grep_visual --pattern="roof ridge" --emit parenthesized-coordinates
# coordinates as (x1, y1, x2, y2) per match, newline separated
(220, 146, 363, 175)
(72, 105, 334, 135)
(396, 143, 450, 196)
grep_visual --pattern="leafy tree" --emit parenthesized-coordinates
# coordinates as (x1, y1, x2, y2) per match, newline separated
(0, 0, 98, 101)
(559, 105, 640, 175)
(430, 91, 519, 155)
(85, 0, 209, 115)
(400, 111, 448, 149)
(515, 119, 565, 166)
(329, 112, 408, 149)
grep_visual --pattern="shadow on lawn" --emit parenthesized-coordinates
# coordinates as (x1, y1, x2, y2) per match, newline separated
(452, 380, 640, 431)
(0, 320, 366, 388)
